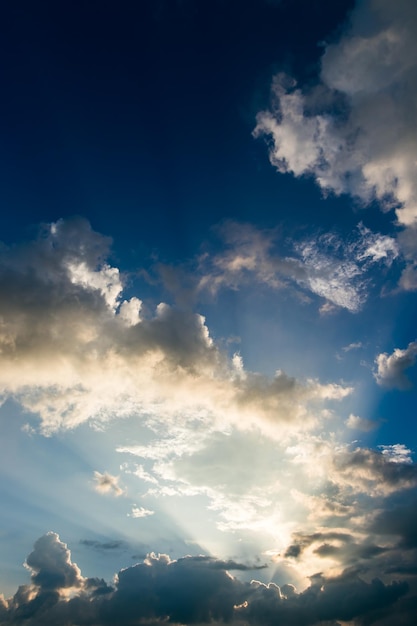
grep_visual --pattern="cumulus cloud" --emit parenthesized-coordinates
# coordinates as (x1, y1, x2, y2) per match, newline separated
(93, 471, 124, 496)
(374, 341, 417, 389)
(197, 221, 397, 312)
(346, 413, 379, 432)
(24, 532, 83, 592)
(0, 533, 411, 626)
(254, 0, 417, 270)
(0, 218, 352, 437)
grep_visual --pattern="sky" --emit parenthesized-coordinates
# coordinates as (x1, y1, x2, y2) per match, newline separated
(0, 0, 417, 624)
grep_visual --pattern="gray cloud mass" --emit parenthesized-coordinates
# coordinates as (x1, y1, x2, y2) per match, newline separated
(0, 532, 412, 626)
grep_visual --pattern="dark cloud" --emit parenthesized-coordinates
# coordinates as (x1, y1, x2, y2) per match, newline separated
(241, 572, 408, 626)
(332, 446, 417, 494)
(284, 531, 387, 566)
(371, 499, 417, 549)
(25, 532, 83, 591)
(80, 539, 127, 551)
(0, 533, 411, 626)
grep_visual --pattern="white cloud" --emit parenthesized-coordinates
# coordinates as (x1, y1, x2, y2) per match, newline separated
(342, 342, 363, 352)
(374, 341, 417, 388)
(128, 506, 154, 518)
(254, 0, 417, 266)
(346, 413, 379, 432)
(380, 444, 413, 464)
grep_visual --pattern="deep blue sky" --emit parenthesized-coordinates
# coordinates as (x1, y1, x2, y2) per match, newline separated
(0, 0, 356, 259)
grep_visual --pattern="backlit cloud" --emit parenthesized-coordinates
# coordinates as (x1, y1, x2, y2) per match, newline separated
(375, 341, 417, 389)
(0, 533, 411, 626)
(0, 218, 350, 437)
(346, 413, 379, 432)
(254, 0, 417, 270)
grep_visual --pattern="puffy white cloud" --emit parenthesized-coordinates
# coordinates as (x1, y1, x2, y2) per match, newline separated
(375, 341, 417, 388)
(254, 0, 417, 263)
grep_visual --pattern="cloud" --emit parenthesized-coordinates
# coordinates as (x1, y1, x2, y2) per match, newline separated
(0, 533, 411, 626)
(197, 221, 397, 312)
(342, 342, 363, 352)
(371, 498, 417, 550)
(24, 532, 83, 592)
(284, 530, 387, 569)
(128, 506, 154, 518)
(0, 218, 350, 436)
(80, 539, 127, 552)
(346, 413, 379, 432)
(254, 0, 417, 267)
(374, 341, 417, 388)
(93, 471, 124, 496)
(330, 445, 417, 496)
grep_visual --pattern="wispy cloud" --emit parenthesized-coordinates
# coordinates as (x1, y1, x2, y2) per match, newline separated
(196, 221, 397, 312)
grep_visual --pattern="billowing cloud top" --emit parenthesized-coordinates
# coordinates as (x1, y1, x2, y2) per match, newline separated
(0, 532, 412, 626)
(0, 218, 349, 435)
(254, 0, 417, 273)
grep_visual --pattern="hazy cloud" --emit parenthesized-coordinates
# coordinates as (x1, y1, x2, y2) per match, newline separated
(346, 413, 379, 432)
(128, 506, 154, 518)
(93, 471, 124, 497)
(342, 342, 363, 352)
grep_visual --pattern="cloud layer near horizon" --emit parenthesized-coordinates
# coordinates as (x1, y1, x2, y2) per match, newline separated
(0, 532, 413, 626)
